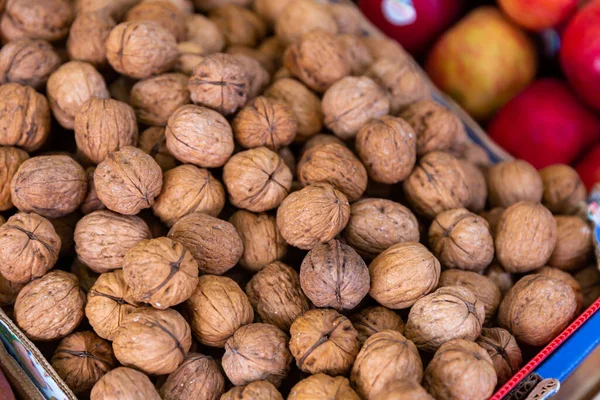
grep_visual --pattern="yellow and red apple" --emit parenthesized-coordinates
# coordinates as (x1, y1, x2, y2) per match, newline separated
(498, 0, 578, 31)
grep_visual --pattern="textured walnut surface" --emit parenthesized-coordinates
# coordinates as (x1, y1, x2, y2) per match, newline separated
(351, 306, 405, 345)
(275, 0, 337, 45)
(487, 160, 543, 208)
(540, 164, 586, 215)
(67, 11, 115, 67)
(90, 367, 161, 400)
(476, 327, 522, 386)
(0, 39, 61, 89)
(130, 73, 191, 126)
(125, 1, 186, 41)
(288, 374, 360, 400)
(372, 379, 434, 400)
(0, 147, 28, 211)
(221, 380, 283, 400)
(1, 0, 73, 42)
(548, 215, 592, 271)
(159, 353, 225, 400)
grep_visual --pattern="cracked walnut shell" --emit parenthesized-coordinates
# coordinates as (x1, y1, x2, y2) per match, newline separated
(350, 306, 405, 346)
(288, 374, 360, 400)
(125, 1, 186, 41)
(210, 5, 266, 47)
(548, 216, 592, 271)
(130, 73, 191, 126)
(476, 328, 522, 386)
(138, 127, 177, 172)
(0, 146, 28, 211)
(91, 367, 160, 400)
(221, 380, 283, 400)
(540, 164, 586, 215)
(275, 0, 337, 45)
(1, 0, 73, 42)
(67, 11, 116, 67)
(487, 160, 543, 208)
(0, 39, 60, 89)
(160, 353, 225, 400)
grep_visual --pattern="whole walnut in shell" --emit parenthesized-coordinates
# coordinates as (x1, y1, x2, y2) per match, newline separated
(337, 34, 374, 76)
(125, 1, 186, 41)
(351, 306, 405, 345)
(0, 146, 28, 211)
(210, 5, 266, 47)
(459, 159, 488, 212)
(575, 266, 600, 309)
(130, 73, 191, 126)
(185, 13, 225, 54)
(328, 3, 367, 35)
(548, 216, 592, 271)
(343, 198, 419, 259)
(91, 367, 160, 400)
(1, 0, 73, 42)
(405, 286, 485, 352)
(231, 52, 270, 101)
(51, 331, 116, 394)
(372, 379, 433, 400)
(288, 374, 360, 400)
(11, 155, 87, 218)
(223, 323, 292, 387)
(495, 202, 557, 273)
(289, 309, 359, 376)
(67, 11, 115, 67)
(166, 104, 234, 168)
(275, 0, 337, 45)
(487, 160, 543, 208)
(540, 164, 586, 215)
(47, 61, 109, 129)
(479, 207, 505, 239)
(300, 239, 370, 311)
(0, 39, 60, 89)
(485, 264, 514, 296)
(168, 213, 243, 274)
(70, 257, 99, 293)
(276, 183, 350, 250)
(498, 274, 577, 346)
(94, 146, 163, 215)
(176, 41, 204, 75)
(15, 271, 85, 341)
(160, 353, 225, 400)
(424, 339, 497, 400)
(362, 36, 409, 61)
(350, 330, 423, 399)
(476, 328, 522, 386)
(254, 0, 292, 25)
(0, 83, 50, 151)
(534, 266, 584, 313)
(138, 127, 177, 172)
(0, 273, 24, 306)
(221, 380, 283, 400)
(185, 275, 254, 347)
(49, 211, 79, 257)
(369, 242, 440, 309)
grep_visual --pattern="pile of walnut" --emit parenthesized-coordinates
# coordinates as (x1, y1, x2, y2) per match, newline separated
(0, 0, 595, 399)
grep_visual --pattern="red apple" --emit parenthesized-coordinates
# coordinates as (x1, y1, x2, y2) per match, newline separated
(488, 79, 600, 169)
(498, 0, 578, 31)
(576, 145, 600, 190)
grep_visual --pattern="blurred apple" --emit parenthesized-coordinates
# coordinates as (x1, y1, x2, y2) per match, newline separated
(498, 0, 578, 31)
(426, 7, 537, 121)
(577, 145, 600, 190)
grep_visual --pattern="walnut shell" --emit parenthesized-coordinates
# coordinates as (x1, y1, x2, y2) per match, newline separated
(476, 328, 522, 386)
(130, 73, 191, 126)
(0, 83, 51, 151)
(223, 323, 292, 387)
(289, 309, 359, 375)
(210, 5, 266, 47)
(405, 286, 485, 352)
(184, 275, 254, 347)
(0, 146, 28, 211)
(223, 147, 292, 212)
(350, 330, 423, 399)
(125, 1, 186, 41)
(160, 353, 225, 400)
(49, 211, 79, 257)
(91, 367, 160, 400)
(372, 379, 433, 400)
(138, 127, 178, 172)
(176, 41, 204, 75)
(495, 202, 557, 273)
(254, 0, 291, 25)
(14, 271, 85, 341)
(459, 159, 488, 213)
(1, 0, 73, 42)
(228, 44, 276, 74)
(336, 34, 374, 76)
(185, 13, 225, 54)
(300, 239, 369, 311)
(221, 381, 283, 400)
(479, 207, 504, 239)
(288, 374, 360, 400)
(0, 39, 60, 89)
(166, 104, 234, 168)
(350, 306, 405, 345)
(11, 155, 87, 218)
(487, 160, 543, 208)
(67, 11, 116, 67)
(534, 266, 584, 313)
(69, 257, 99, 293)
(548, 216, 592, 271)
(275, 0, 337, 45)
(51, 331, 116, 394)
(0, 273, 24, 306)
(362, 36, 410, 61)
(276, 183, 350, 250)
(574, 265, 600, 309)
(369, 242, 440, 309)
(328, 3, 367, 35)
(540, 164, 586, 215)
(484, 264, 513, 296)
(423, 339, 497, 400)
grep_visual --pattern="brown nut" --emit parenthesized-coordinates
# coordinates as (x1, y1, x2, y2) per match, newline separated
(540, 164, 586, 215)
(74, 0, 140, 20)
(49, 211, 79, 257)
(484, 264, 514, 296)
(498, 274, 577, 346)
(94, 146, 163, 215)
(228, 44, 276, 74)
(300, 239, 370, 311)
(335, 34, 374, 77)
(369, 242, 440, 309)
(130, 73, 191, 126)
(70, 257, 99, 293)
(176, 41, 204, 75)
(166, 104, 234, 168)
(1, 0, 73, 42)
(403, 151, 470, 219)
(0, 273, 24, 306)
(168, 213, 243, 274)
(91, 367, 160, 400)
(574, 265, 600, 309)
(350, 330, 423, 399)
(223, 323, 292, 387)
(0, 39, 60, 89)
(372, 379, 434, 400)
(0, 146, 28, 211)
(289, 374, 360, 400)
(487, 160, 543, 208)
(160, 353, 225, 400)
(289, 309, 359, 375)
(11, 155, 87, 218)
(74, 98, 138, 164)
(479, 207, 505, 239)
(221, 380, 283, 400)
(275, 0, 337, 45)
(276, 183, 350, 250)
(362, 36, 410, 61)
(51, 331, 116, 394)
(459, 159, 488, 212)
(185, 275, 254, 347)
(350, 306, 405, 345)
(327, 3, 366, 35)
(476, 327, 522, 386)
(185, 13, 225, 54)
(15, 271, 85, 341)
(138, 127, 178, 172)
(423, 339, 497, 400)
(343, 198, 419, 259)
(125, 1, 186, 41)
(254, 0, 292, 25)
(67, 11, 116, 67)
(405, 286, 485, 352)
(548, 216, 592, 271)
(223, 147, 292, 212)
(534, 266, 584, 313)
(0, 83, 51, 151)
(495, 202, 557, 273)
(210, 5, 266, 47)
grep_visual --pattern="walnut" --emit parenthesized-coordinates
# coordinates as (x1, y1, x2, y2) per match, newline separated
(459, 160, 488, 212)
(355, 116, 417, 184)
(1, 0, 73, 42)
(138, 127, 178, 172)
(51, 331, 116, 394)
(176, 41, 204, 75)
(0, 39, 60, 89)
(11, 155, 87, 218)
(185, 13, 225, 54)
(86, 270, 142, 340)
(350, 330, 423, 399)
(0, 146, 28, 211)
(300, 240, 369, 310)
(302, 133, 345, 154)
(105, 21, 178, 79)
(130, 73, 190, 126)
(289, 309, 359, 375)
(495, 202, 557, 273)
(67, 11, 116, 67)
(328, 3, 367, 35)
(223, 147, 292, 212)
(74, 0, 138, 19)
(14, 270, 85, 341)
(193, 0, 251, 12)
(484, 264, 513, 296)
(230, 53, 269, 101)
(405, 286, 484, 352)
(75, 210, 151, 273)
(423, 339, 497, 400)
(0, 272, 24, 306)
(540, 164, 587, 215)
(275, 0, 337, 45)
(168, 213, 243, 274)
(223, 323, 292, 386)
(228, 45, 276, 74)
(575, 265, 600, 309)
(258, 36, 286, 67)
(47, 61, 110, 129)
(49, 211, 79, 257)
(70, 257, 99, 293)
(476, 328, 522, 386)
(108, 76, 134, 104)
(487, 160, 543, 208)
(548, 215, 592, 271)
(160, 353, 225, 400)
(533, 266, 584, 315)
(289, 374, 360, 400)
(91, 367, 160, 400)
(350, 306, 405, 346)
(166, 105, 234, 167)
(125, 1, 185, 41)
(276, 183, 350, 250)
(94, 146, 163, 215)
(369, 242, 440, 309)
(0, 83, 50, 151)
(279, 147, 296, 175)
(479, 207, 504, 238)
(403, 151, 470, 219)
(336, 34, 374, 76)
(221, 381, 283, 400)
(209, 5, 266, 47)
(254, 0, 291, 25)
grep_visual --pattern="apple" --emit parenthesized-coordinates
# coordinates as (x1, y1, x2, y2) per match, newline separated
(498, 0, 578, 31)
(577, 145, 600, 190)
